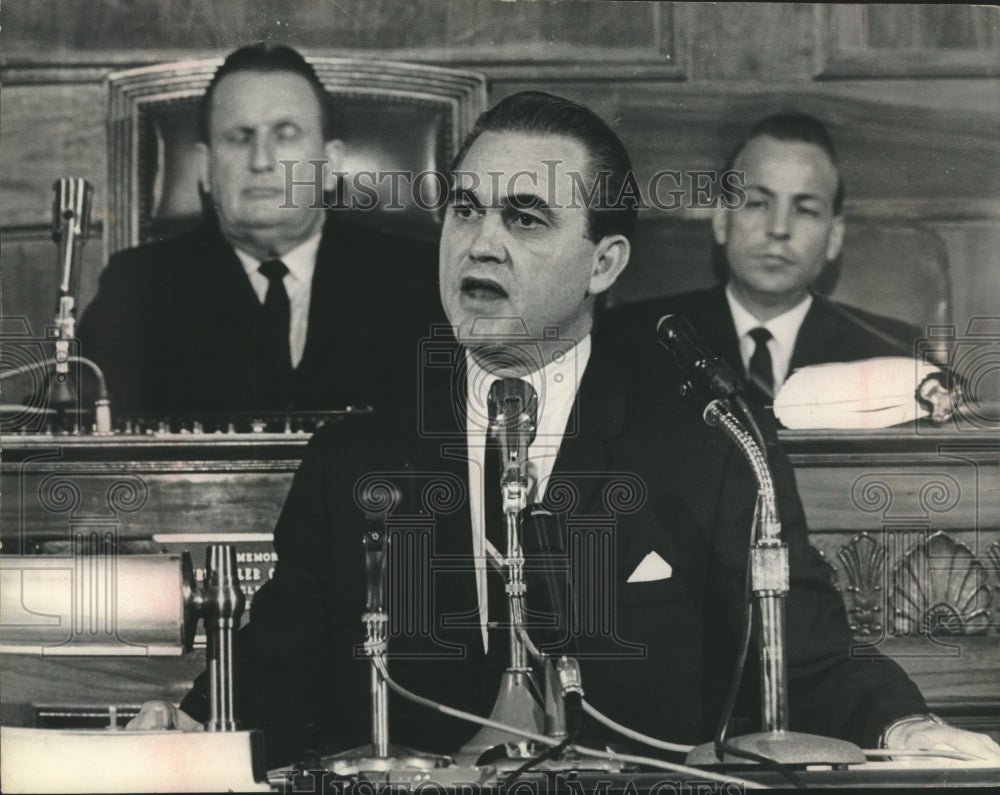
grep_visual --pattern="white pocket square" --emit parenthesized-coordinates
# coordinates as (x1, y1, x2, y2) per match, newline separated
(627, 551, 673, 583)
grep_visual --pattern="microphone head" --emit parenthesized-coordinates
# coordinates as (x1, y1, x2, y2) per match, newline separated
(52, 178, 94, 243)
(487, 377, 539, 448)
(655, 313, 742, 400)
(655, 313, 696, 349)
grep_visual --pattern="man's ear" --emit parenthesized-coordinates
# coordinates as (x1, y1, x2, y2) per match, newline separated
(322, 139, 346, 193)
(588, 234, 630, 296)
(711, 209, 728, 246)
(825, 214, 846, 262)
(194, 142, 210, 193)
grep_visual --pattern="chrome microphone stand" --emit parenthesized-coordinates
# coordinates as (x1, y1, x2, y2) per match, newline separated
(457, 379, 554, 764)
(202, 545, 245, 732)
(51, 180, 107, 421)
(6, 178, 113, 432)
(52, 179, 91, 341)
(686, 399, 864, 767)
(324, 528, 451, 776)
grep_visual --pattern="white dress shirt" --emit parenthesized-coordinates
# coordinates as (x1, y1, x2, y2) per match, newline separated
(465, 335, 591, 652)
(235, 233, 322, 368)
(726, 285, 812, 393)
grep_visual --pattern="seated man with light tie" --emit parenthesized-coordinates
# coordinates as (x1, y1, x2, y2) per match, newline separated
(130, 92, 1000, 771)
(606, 112, 921, 405)
(78, 43, 443, 415)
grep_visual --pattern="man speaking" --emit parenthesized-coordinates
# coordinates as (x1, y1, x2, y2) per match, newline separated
(130, 92, 1000, 771)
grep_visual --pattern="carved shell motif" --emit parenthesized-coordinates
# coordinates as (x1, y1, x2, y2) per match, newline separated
(838, 533, 884, 636)
(891, 532, 992, 635)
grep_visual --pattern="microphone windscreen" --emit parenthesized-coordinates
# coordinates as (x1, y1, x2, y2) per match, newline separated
(488, 377, 539, 448)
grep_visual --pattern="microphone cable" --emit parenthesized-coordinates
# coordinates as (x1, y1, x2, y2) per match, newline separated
(709, 497, 804, 789)
(499, 692, 582, 785)
(0, 353, 109, 400)
(371, 657, 770, 788)
(578, 699, 692, 755)
(713, 497, 757, 753)
(734, 393, 768, 451)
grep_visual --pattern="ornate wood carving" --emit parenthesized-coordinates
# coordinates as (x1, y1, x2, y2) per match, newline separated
(837, 532, 885, 636)
(891, 531, 992, 636)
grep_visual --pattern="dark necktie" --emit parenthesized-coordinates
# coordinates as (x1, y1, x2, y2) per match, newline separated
(483, 378, 517, 661)
(259, 258, 292, 366)
(255, 259, 293, 409)
(483, 419, 507, 653)
(747, 326, 775, 403)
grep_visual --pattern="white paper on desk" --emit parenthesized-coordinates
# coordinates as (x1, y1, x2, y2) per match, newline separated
(774, 357, 944, 430)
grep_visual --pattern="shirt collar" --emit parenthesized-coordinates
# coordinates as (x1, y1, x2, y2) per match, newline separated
(726, 283, 812, 358)
(464, 334, 591, 435)
(234, 232, 322, 286)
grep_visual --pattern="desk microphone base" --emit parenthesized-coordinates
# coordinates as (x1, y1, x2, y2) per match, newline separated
(686, 730, 866, 768)
(319, 745, 496, 785)
(454, 670, 545, 765)
(322, 743, 452, 776)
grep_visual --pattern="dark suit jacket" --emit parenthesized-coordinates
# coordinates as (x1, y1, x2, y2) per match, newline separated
(604, 285, 922, 400)
(77, 215, 444, 414)
(181, 326, 925, 768)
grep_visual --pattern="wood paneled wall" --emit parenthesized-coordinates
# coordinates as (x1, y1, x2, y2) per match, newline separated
(2, 2, 998, 341)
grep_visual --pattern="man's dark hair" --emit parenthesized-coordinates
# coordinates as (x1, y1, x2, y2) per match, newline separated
(197, 43, 338, 143)
(451, 90, 637, 241)
(725, 112, 844, 214)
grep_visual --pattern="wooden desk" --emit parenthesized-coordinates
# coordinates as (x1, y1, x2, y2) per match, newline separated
(2, 427, 998, 737)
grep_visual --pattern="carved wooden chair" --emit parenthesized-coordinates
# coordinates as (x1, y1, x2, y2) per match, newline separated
(105, 56, 488, 259)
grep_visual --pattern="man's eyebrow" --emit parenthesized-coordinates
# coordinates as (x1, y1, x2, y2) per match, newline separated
(503, 193, 553, 213)
(220, 118, 302, 134)
(446, 185, 484, 206)
(793, 192, 828, 203)
(746, 184, 829, 203)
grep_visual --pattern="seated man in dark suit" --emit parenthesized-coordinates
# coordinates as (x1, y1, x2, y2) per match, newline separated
(130, 93, 999, 770)
(607, 112, 920, 405)
(78, 43, 443, 416)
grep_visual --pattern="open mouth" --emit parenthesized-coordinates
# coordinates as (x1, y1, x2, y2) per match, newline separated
(243, 187, 283, 199)
(757, 253, 794, 267)
(461, 276, 508, 301)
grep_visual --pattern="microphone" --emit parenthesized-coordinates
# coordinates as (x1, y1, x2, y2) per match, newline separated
(363, 528, 388, 615)
(362, 527, 390, 758)
(487, 378, 539, 510)
(656, 314, 742, 400)
(52, 178, 93, 311)
(46, 179, 102, 422)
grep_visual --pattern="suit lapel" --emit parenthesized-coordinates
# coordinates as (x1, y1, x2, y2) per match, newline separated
(196, 224, 263, 332)
(705, 286, 745, 378)
(548, 335, 627, 515)
(790, 296, 840, 373)
(414, 347, 483, 654)
(299, 214, 343, 373)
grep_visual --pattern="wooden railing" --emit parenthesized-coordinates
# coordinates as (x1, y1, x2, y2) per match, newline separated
(2, 424, 998, 737)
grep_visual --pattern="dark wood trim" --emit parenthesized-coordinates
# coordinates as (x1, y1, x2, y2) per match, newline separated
(813, 4, 1000, 80)
(0, 4, 691, 87)
(780, 428, 1000, 465)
